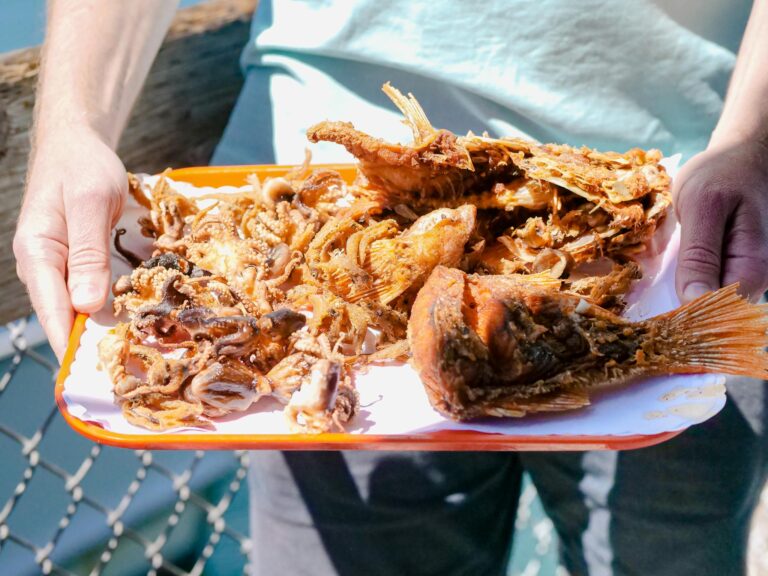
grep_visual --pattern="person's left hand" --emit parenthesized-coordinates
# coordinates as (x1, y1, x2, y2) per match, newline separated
(673, 139, 768, 303)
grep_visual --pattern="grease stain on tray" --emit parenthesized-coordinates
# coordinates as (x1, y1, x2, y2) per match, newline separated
(644, 401, 719, 421)
(658, 379, 726, 402)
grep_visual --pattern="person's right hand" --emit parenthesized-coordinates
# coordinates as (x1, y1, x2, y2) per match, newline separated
(13, 125, 127, 362)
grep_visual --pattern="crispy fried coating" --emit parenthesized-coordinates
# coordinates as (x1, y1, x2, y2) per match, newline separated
(100, 83, 680, 432)
(304, 205, 476, 306)
(409, 268, 768, 421)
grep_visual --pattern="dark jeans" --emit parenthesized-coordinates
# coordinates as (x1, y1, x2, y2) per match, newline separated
(247, 377, 768, 576)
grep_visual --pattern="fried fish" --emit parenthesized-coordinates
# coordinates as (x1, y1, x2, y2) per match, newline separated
(409, 266, 768, 420)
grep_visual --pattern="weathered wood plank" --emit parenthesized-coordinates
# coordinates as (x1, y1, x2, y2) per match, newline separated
(0, 0, 256, 325)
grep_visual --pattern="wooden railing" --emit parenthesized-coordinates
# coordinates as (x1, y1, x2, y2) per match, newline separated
(0, 0, 256, 324)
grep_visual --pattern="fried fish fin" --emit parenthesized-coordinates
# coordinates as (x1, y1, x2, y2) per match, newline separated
(359, 242, 413, 304)
(642, 283, 768, 378)
(381, 82, 475, 173)
(368, 280, 411, 306)
(498, 272, 563, 290)
(482, 389, 591, 418)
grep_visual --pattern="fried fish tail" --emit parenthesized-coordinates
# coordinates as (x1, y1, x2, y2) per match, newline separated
(643, 284, 768, 378)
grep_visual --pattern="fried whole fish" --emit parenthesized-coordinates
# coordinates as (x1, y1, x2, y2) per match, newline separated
(308, 83, 670, 215)
(409, 267, 768, 420)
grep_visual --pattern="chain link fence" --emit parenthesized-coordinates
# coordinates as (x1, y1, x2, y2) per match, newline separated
(0, 316, 561, 576)
(0, 318, 253, 576)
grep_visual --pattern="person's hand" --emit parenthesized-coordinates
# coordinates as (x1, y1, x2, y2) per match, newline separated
(674, 139, 768, 304)
(13, 126, 127, 361)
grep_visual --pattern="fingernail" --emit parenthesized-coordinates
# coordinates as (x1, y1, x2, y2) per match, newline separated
(683, 282, 714, 302)
(71, 284, 102, 308)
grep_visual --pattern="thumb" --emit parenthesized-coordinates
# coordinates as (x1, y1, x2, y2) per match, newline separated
(720, 203, 768, 301)
(65, 192, 116, 312)
(675, 191, 728, 303)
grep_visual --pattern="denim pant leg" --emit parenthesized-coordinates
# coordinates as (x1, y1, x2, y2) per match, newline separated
(248, 451, 522, 576)
(522, 377, 768, 576)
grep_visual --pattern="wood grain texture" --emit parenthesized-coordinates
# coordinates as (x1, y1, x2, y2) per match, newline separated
(0, 0, 256, 324)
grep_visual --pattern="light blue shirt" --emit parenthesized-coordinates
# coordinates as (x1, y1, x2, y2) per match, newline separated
(214, 0, 751, 165)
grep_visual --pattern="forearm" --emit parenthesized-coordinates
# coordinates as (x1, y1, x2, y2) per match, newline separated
(35, 0, 178, 149)
(711, 0, 768, 148)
